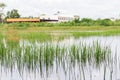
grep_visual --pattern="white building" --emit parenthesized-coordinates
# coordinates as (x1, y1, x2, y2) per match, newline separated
(40, 14, 79, 23)
(58, 15, 74, 22)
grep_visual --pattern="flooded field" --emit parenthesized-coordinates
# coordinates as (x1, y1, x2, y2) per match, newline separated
(0, 36, 120, 80)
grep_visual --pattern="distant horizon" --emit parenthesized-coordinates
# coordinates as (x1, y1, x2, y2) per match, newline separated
(1, 0, 120, 19)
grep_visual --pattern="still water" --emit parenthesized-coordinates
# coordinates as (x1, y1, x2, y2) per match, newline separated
(0, 36, 120, 80)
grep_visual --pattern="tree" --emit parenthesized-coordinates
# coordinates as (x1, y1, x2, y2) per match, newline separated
(80, 18, 94, 26)
(0, 3, 6, 23)
(7, 9, 20, 18)
(0, 3, 6, 10)
(100, 19, 113, 26)
(95, 19, 112, 26)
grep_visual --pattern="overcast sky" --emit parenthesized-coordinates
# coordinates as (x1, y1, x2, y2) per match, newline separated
(0, 0, 120, 19)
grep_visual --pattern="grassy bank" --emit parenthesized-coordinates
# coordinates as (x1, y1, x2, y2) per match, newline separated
(1, 24, 120, 41)
(71, 30, 120, 38)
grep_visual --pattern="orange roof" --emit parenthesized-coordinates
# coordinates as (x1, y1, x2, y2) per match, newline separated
(6, 18, 40, 22)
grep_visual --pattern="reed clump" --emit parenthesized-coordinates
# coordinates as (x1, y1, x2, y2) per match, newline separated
(0, 39, 113, 80)
(0, 40, 111, 71)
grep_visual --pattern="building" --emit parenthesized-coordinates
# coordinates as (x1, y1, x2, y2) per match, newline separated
(6, 15, 79, 23)
(6, 18, 40, 23)
(40, 15, 58, 23)
(40, 14, 79, 23)
(58, 15, 74, 22)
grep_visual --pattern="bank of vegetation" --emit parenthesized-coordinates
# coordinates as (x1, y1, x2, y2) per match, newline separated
(1, 18, 120, 27)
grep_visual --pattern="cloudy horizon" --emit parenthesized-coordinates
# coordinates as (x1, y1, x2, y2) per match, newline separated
(1, 0, 120, 19)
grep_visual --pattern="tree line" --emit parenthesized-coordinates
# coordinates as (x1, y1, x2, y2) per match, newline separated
(71, 18, 116, 26)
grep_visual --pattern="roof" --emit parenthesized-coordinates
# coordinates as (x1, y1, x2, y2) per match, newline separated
(6, 18, 40, 22)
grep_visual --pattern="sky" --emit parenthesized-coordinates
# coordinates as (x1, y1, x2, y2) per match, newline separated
(0, 0, 120, 19)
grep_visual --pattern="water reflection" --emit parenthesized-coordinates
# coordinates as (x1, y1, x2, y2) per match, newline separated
(0, 36, 120, 80)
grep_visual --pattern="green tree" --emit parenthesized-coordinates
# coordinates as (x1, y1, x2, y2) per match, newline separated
(80, 18, 94, 26)
(0, 3, 6, 10)
(7, 9, 20, 18)
(0, 3, 6, 23)
(73, 18, 80, 23)
(97, 19, 113, 26)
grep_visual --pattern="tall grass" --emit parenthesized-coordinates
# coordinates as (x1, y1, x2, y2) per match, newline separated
(0, 40, 111, 75)
(0, 32, 4, 40)
(19, 32, 52, 41)
(5, 22, 56, 27)
(1, 23, 120, 41)
(71, 30, 120, 38)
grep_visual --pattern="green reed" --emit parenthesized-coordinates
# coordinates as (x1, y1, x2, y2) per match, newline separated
(0, 40, 111, 79)
(71, 30, 120, 38)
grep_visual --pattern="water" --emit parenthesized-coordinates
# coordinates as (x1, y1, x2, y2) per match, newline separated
(0, 36, 120, 80)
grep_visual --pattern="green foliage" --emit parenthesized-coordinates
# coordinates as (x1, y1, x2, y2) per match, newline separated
(3, 18, 120, 26)
(0, 3, 6, 23)
(97, 19, 113, 26)
(0, 40, 111, 70)
(80, 18, 94, 23)
(73, 18, 80, 23)
(113, 20, 120, 26)
(0, 3, 6, 9)
(19, 32, 52, 41)
(0, 33, 3, 39)
(6, 9, 20, 18)
(71, 30, 120, 38)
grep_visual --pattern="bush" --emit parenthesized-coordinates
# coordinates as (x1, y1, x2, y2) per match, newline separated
(99, 19, 113, 26)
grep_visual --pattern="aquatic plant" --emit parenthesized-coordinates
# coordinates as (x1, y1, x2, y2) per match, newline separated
(0, 40, 112, 80)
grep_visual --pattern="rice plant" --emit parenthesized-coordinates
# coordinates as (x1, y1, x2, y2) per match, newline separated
(0, 39, 112, 80)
